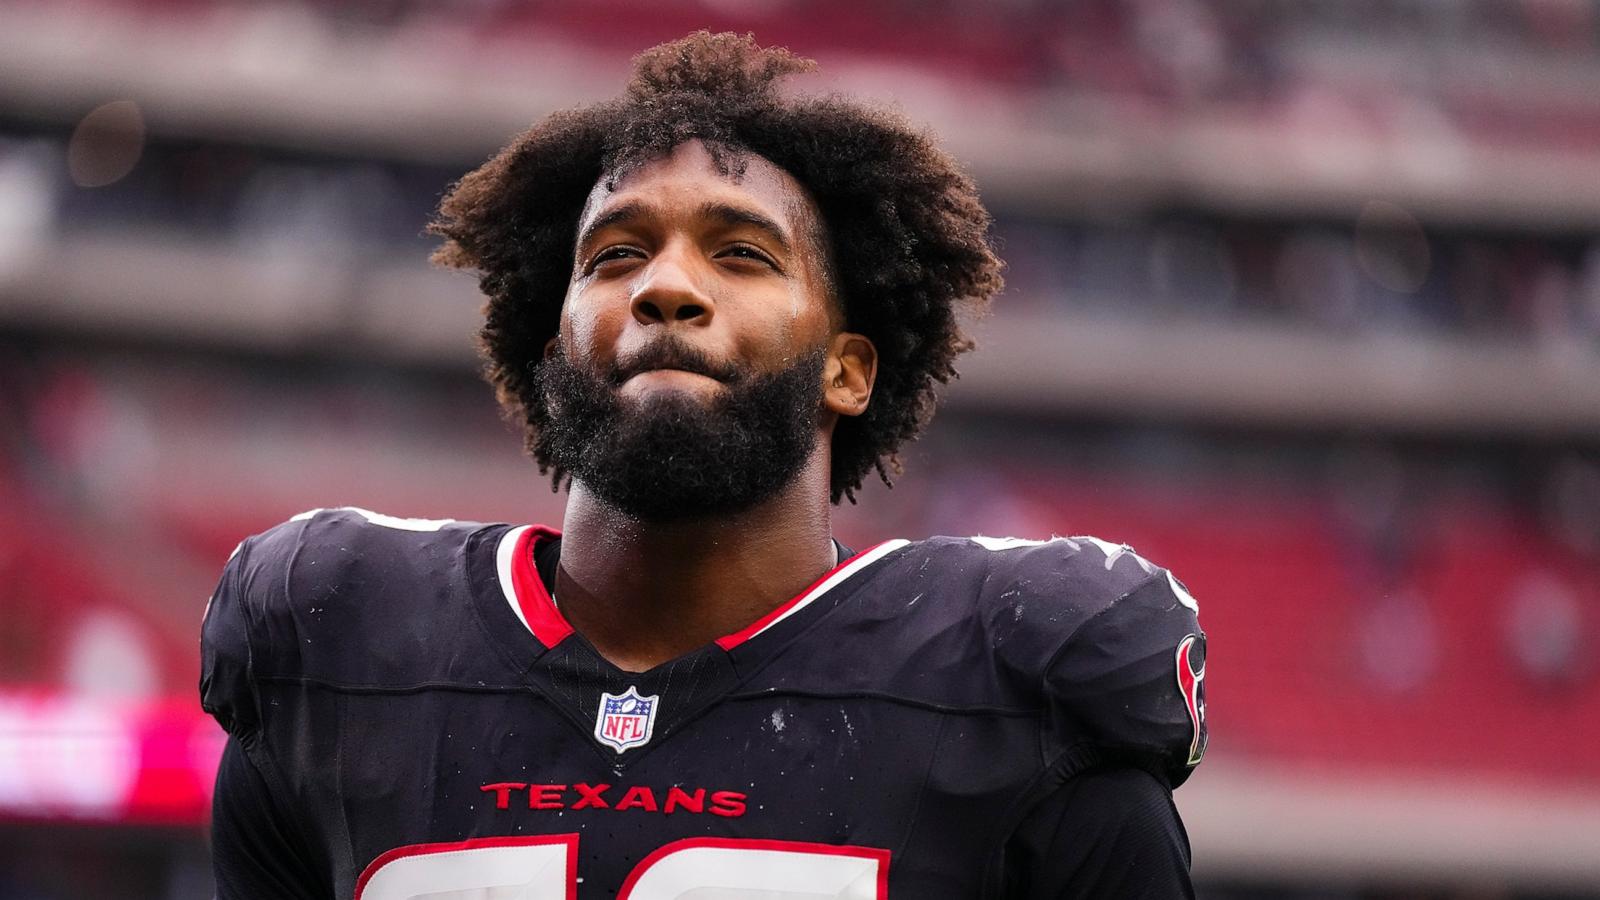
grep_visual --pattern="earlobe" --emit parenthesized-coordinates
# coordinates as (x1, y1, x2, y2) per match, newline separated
(823, 332, 877, 418)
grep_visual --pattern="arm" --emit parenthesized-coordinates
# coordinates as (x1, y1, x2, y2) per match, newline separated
(211, 738, 331, 900)
(1003, 766, 1194, 900)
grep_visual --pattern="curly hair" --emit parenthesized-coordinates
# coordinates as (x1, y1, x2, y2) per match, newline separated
(430, 32, 1003, 502)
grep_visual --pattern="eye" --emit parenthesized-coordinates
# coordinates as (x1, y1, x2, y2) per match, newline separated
(717, 244, 778, 269)
(587, 245, 643, 273)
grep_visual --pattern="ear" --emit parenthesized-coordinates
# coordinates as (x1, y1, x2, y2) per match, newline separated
(543, 336, 561, 360)
(822, 332, 876, 418)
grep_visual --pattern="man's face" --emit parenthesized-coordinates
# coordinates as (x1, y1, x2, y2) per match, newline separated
(534, 140, 852, 520)
(563, 140, 838, 402)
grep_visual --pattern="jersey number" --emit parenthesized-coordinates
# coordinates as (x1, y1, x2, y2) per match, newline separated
(355, 834, 890, 900)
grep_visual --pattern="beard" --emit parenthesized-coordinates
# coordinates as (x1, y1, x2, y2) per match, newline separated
(531, 338, 827, 522)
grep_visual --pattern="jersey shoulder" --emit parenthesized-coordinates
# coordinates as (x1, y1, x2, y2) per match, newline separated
(835, 534, 1208, 785)
(198, 506, 514, 737)
(853, 533, 1193, 672)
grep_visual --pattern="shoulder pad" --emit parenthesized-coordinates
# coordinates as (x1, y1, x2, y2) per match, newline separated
(960, 535, 1175, 676)
(198, 507, 497, 736)
(199, 514, 309, 737)
(962, 536, 1206, 786)
(1045, 565, 1206, 786)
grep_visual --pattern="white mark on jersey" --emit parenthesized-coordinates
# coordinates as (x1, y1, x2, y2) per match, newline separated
(348, 507, 456, 531)
(1166, 570, 1200, 612)
(970, 535, 1042, 551)
(969, 535, 1082, 552)
(1068, 534, 1145, 570)
(970, 533, 1153, 574)
(1071, 536, 1159, 576)
(967, 533, 1196, 610)
(294, 506, 457, 532)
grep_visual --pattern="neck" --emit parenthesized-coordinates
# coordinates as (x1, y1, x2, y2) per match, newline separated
(554, 447, 837, 672)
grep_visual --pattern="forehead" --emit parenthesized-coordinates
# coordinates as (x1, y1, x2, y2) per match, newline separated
(576, 140, 820, 241)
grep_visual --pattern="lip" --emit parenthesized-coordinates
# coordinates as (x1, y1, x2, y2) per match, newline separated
(624, 367, 720, 382)
(619, 368, 724, 394)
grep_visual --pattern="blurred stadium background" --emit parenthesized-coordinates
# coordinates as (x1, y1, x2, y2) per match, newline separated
(1, 0, 1599, 897)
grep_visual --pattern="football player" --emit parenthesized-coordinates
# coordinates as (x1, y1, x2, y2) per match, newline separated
(202, 32, 1207, 899)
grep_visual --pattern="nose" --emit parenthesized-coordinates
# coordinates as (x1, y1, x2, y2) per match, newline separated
(630, 246, 714, 327)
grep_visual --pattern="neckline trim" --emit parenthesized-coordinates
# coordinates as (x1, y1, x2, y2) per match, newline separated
(496, 524, 571, 648)
(493, 525, 907, 651)
(714, 539, 908, 649)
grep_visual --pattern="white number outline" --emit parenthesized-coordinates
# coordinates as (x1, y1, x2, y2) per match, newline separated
(354, 834, 890, 900)
(619, 837, 891, 899)
(355, 834, 578, 900)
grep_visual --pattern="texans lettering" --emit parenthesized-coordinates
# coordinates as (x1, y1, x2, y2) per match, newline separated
(479, 782, 748, 817)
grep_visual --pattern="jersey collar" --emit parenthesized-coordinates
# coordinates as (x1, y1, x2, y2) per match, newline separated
(493, 524, 908, 652)
(496, 524, 571, 648)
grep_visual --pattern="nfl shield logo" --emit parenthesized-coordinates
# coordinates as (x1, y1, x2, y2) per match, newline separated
(594, 686, 659, 753)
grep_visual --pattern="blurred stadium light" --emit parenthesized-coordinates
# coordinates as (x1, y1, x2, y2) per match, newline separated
(1, 1, 1598, 898)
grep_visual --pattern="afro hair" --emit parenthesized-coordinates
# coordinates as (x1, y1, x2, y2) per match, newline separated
(431, 31, 1003, 502)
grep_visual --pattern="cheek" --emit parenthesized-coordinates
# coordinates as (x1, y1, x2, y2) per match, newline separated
(781, 272, 837, 349)
(745, 291, 831, 365)
(783, 283, 807, 328)
(559, 286, 627, 363)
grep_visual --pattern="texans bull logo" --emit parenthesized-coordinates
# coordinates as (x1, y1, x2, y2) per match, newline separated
(1175, 634, 1207, 767)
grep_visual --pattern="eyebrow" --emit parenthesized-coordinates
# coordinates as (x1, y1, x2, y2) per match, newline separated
(576, 200, 648, 252)
(700, 202, 794, 255)
(575, 199, 795, 257)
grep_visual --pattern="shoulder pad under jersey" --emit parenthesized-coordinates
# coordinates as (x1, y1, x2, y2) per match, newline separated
(197, 506, 495, 738)
(962, 535, 1208, 786)
(199, 512, 308, 738)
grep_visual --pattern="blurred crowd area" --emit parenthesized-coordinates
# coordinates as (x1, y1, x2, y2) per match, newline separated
(29, 0, 1600, 128)
(8, 0, 1600, 342)
(5, 120, 1600, 341)
(1, 0, 1600, 897)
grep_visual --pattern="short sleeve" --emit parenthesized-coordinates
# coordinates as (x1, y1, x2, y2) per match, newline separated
(1044, 571, 1207, 787)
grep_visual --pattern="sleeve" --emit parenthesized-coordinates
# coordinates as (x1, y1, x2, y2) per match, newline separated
(1002, 766, 1194, 899)
(199, 541, 256, 738)
(1044, 568, 1208, 788)
(210, 737, 332, 900)
(199, 517, 306, 738)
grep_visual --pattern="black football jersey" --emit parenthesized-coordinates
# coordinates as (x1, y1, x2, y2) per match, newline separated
(201, 506, 1207, 899)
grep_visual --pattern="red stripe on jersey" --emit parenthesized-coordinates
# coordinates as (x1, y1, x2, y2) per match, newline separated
(714, 542, 890, 651)
(508, 528, 890, 653)
(509, 525, 574, 648)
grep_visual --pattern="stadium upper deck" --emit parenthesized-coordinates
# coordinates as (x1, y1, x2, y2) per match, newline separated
(4, 0, 1600, 436)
